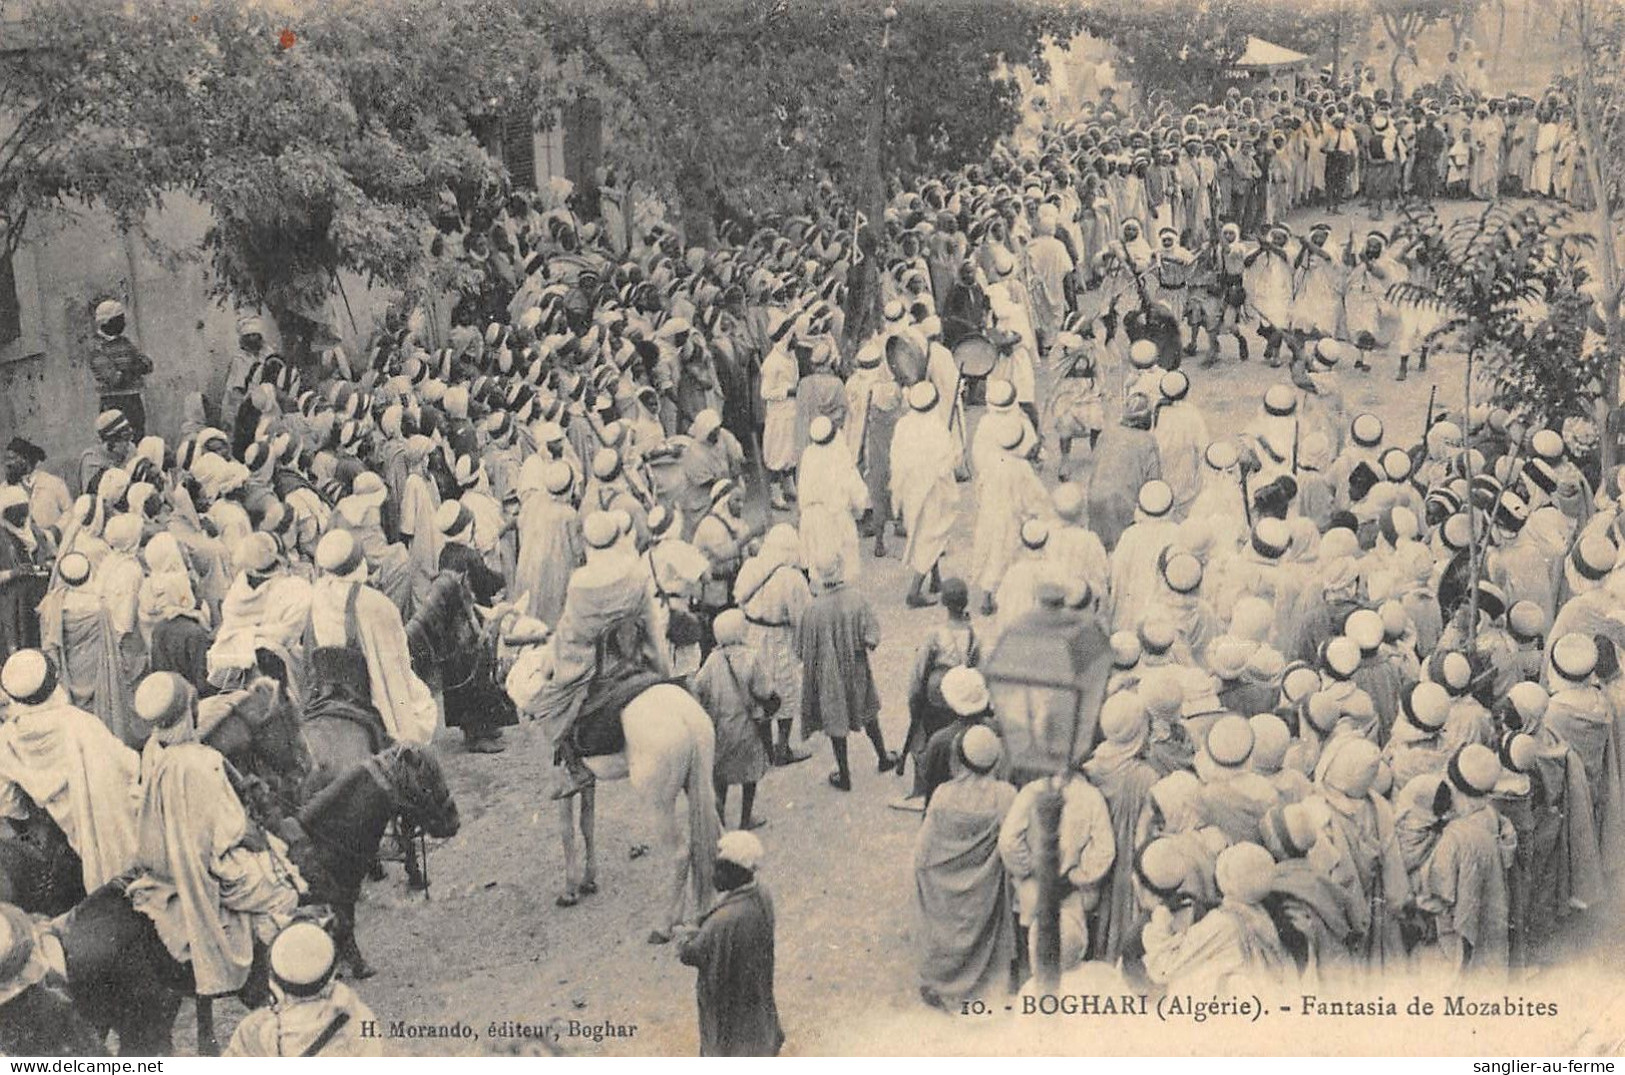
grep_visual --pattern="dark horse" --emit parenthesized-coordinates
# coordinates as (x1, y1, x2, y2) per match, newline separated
(0, 803, 86, 916)
(215, 651, 427, 890)
(0, 680, 307, 920)
(56, 741, 459, 1056)
(198, 672, 312, 822)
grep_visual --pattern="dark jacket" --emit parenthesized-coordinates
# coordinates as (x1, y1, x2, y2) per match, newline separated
(149, 615, 217, 698)
(87, 334, 152, 395)
(439, 541, 504, 607)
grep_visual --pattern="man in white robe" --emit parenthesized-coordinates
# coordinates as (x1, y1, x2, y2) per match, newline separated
(309, 531, 438, 745)
(1108, 480, 1182, 632)
(1342, 232, 1403, 372)
(1049, 482, 1110, 608)
(1025, 205, 1075, 352)
(890, 382, 960, 608)
(969, 416, 1050, 616)
(1242, 224, 1299, 372)
(970, 379, 1035, 481)
(1142, 841, 1290, 992)
(846, 345, 902, 556)
(453, 455, 513, 583)
(206, 534, 312, 691)
(991, 520, 1061, 650)
(125, 672, 302, 999)
(797, 417, 868, 586)
(0, 649, 139, 893)
(984, 251, 1039, 423)
(1240, 385, 1300, 487)
(1152, 371, 1209, 518)
(1289, 223, 1346, 346)
(521, 513, 671, 797)
(515, 459, 583, 628)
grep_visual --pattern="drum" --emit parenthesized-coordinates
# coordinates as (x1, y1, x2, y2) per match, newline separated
(1123, 306, 1184, 372)
(952, 334, 998, 378)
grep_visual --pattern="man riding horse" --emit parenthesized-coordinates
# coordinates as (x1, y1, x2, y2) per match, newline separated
(0, 650, 139, 904)
(0, 901, 105, 1056)
(309, 531, 437, 746)
(124, 672, 304, 1000)
(528, 510, 672, 798)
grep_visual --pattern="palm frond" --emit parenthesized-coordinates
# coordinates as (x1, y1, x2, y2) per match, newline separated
(1387, 280, 1456, 314)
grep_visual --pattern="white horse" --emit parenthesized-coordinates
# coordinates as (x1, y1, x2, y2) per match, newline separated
(555, 682, 721, 943)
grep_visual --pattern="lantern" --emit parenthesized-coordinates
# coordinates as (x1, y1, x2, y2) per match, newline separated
(982, 586, 1112, 991)
(982, 591, 1112, 777)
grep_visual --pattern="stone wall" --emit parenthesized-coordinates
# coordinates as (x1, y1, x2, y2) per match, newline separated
(0, 195, 396, 491)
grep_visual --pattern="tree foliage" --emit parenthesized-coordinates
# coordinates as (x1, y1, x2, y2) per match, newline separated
(541, 0, 1085, 240)
(1389, 201, 1603, 428)
(0, 0, 205, 258)
(3, 0, 564, 342)
(1372, 0, 1481, 91)
(189, 0, 565, 332)
(1552, 0, 1624, 349)
(1082, 0, 1372, 107)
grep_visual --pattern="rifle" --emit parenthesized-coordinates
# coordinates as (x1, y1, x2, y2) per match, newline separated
(950, 379, 970, 482)
(1121, 243, 1155, 322)
(854, 384, 873, 472)
(1240, 465, 1254, 527)
(1420, 384, 1438, 459)
(1291, 415, 1301, 476)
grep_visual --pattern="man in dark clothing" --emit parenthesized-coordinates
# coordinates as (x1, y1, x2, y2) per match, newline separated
(1324, 115, 1358, 213)
(894, 579, 980, 808)
(77, 410, 135, 498)
(840, 225, 883, 365)
(424, 501, 513, 754)
(435, 502, 505, 607)
(0, 485, 48, 666)
(1413, 114, 1448, 200)
(796, 552, 896, 791)
(916, 666, 994, 809)
(146, 595, 215, 699)
(86, 300, 153, 440)
(940, 260, 989, 351)
(677, 831, 784, 1057)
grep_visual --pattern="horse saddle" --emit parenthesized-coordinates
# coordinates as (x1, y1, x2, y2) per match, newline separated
(572, 669, 669, 760)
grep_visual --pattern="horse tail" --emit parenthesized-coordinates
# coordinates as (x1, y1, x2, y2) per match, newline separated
(680, 693, 720, 919)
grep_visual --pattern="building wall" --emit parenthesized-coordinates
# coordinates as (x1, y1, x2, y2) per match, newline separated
(0, 195, 395, 489)
(0, 93, 609, 491)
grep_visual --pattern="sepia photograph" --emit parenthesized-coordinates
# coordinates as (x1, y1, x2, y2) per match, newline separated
(0, 0, 1623, 1060)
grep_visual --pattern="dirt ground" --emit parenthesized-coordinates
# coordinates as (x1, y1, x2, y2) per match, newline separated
(173, 198, 1625, 1057)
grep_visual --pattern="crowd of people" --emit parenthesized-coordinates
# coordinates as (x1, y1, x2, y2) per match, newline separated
(0, 52, 1615, 1057)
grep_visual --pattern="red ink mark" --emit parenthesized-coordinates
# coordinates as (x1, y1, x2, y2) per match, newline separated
(277, 28, 297, 50)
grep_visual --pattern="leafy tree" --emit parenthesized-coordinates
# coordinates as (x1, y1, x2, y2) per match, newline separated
(1081, 0, 1374, 107)
(1390, 202, 1597, 424)
(4, 0, 563, 353)
(1083, 0, 1253, 108)
(192, 0, 570, 351)
(0, 0, 209, 259)
(1371, 0, 1482, 95)
(882, 1, 1084, 178)
(1552, 0, 1625, 464)
(541, 0, 1084, 242)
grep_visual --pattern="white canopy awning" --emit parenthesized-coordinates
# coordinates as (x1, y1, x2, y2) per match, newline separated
(1233, 36, 1310, 70)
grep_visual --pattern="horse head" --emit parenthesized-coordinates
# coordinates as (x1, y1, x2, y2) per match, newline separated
(201, 674, 310, 800)
(376, 742, 460, 839)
